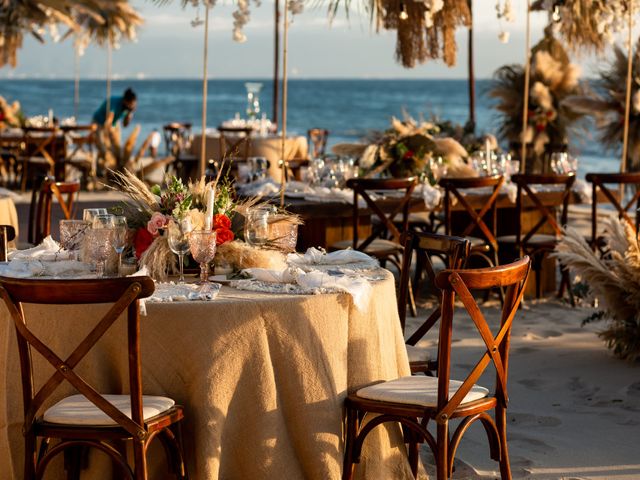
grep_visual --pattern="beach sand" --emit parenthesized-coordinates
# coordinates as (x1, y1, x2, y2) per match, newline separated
(406, 297, 640, 480)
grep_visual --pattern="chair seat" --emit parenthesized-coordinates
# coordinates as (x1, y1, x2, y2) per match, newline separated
(405, 344, 432, 364)
(329, 238, 400, 257)
(497, 234, 559, 248)
(356, 375, 489, 408)
(43, 394, 175, 426)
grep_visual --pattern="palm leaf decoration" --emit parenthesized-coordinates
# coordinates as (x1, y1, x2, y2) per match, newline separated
(0, 0, 142, 68)
(490, 28, 585, 171)
(326, 0, 470, 68)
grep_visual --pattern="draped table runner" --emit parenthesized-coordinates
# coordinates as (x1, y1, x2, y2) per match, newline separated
(0, 270, 414, 479)
(191, 132, 308, 181)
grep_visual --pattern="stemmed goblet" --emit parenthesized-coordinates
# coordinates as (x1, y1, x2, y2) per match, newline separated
(168, 219, 192, 283)
(188, 230, 217, 285)
(111, 216, 128, 276)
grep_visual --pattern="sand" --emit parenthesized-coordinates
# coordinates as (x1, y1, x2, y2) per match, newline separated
(405, 297, 640, 480)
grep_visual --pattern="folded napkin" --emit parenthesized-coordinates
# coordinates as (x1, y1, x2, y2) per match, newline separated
(287, 247, 378, 271)
(304, 187, 366, 206)
(239, 179, 281, 197)
(9, 236, 74, 262)
(573, 179, 592, 204)
(237, 265, 373, 310)
(420, 183, 443, 210)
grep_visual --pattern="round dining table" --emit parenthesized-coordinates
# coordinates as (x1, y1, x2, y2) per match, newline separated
(191, 131, 308, 181)
(0, 270, 414, 479)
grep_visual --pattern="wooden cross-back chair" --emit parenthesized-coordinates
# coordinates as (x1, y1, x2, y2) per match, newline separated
(20, 126, 60, 192)
(216, 126, 254, 181)
(0, 276, 188, 480)
(343, 257, 531, 480)
(585, 172, 640, 251)
(398, 232, 470, 374)
(328, 177, 418, 270)
(163, 123, 197, 181)
(498, 173, 575, 304)
(307, 128, 329, 158)
(441, 175, 505, 269)
(0, 224, 16, 261)
(28, 176, 80, 246)
(61, 124, 97, 189)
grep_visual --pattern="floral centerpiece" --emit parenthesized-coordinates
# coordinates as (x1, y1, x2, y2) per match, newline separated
(112, 170, 236, 281)
(333, 114, 473, 179)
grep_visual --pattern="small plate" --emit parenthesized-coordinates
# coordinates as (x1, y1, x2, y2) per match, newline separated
(209, 274, 231, 285)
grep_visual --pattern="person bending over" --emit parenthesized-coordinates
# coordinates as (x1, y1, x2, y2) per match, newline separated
(92, 87, 137, 127)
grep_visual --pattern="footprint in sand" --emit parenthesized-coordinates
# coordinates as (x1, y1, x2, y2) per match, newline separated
(508, 412, 562, 427)
(514, 346, 538, 355)
(510, 433, 555, 454)
(517, 378, 549, 391)
(627, 381, 640, 398)
(522, 329, 562, 340)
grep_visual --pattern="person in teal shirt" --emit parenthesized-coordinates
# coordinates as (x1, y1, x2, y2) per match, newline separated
(92, 88, 137, 127)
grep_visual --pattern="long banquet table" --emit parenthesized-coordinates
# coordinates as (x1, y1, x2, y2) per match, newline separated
(0, 271, 414, 479)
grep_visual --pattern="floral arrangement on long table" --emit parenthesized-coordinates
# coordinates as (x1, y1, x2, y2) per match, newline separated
(555, 218, 640, 361)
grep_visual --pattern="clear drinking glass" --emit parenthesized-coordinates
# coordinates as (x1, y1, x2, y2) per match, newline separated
(83, 208, 108, 223)
(244, 206, 273, 247)
(59, 219, 90, 254)
(92, 214, 115, 229)
(188, 230, 217, 284)
(111, 216, 128, 276)
(86, 228, 113, 278)
(168, 219, 192, 283)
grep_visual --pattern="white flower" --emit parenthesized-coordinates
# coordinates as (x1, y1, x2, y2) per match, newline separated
(498, 31, 510, 43)
(233, 29, 247, 43)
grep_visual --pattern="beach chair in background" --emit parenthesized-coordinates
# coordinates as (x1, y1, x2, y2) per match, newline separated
(27, 176, 80, 246)
(343, 257, 530, 480)
(498, 173, 575, 305)
(307, 128, 329, 158)
(585, 172, 640, 252)
(163, 122, 197, 181)
(398, 231, 470, 374)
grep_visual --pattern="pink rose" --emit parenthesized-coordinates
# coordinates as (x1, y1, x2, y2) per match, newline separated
(147, 212, 167, 237)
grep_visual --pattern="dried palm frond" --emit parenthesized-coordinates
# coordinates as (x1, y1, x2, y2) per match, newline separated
(139, 235, 176, 282)
(108, 168, 160, 214)
(490, 28, 586, 170)
(564, 39, 640, 171)
(216, 240, 287, 271)
(554, 218, 640, 361)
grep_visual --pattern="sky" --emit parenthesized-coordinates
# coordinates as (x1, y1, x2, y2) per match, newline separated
(0, 1, 611, 79)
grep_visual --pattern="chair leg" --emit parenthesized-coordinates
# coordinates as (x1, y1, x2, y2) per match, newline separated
(24, 430, 37, 480)
(342, 405, 358, 480)
(407, 429, 420, 478)
(436, 422, 449, 480)
(557, 265, 575, 307)
(408, 280, 418, 318)
(63, 445, 87, 480)
(133, 440, 147, 480)
(495, 406, 512, 480)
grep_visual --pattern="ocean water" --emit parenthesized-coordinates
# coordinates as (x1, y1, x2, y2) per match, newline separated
(0, 78, 617, 176)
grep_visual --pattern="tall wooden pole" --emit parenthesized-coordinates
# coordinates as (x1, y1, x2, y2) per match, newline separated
(467, 0, 475, 133)
(279, 2, 289, 208)
(273, 0, 280, 127)
(106, 34, 112, 120)
(520, 0, 532, 173)
(74, 46, 80, 119)
(200, 2, 211, 178)
(621, 0, 634, 173)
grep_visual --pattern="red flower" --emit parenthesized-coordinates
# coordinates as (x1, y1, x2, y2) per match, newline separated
(134, 227, 154, 259)
(215, 228, 234, 245)
(402, 150, 415, 160)
(213, 213, 231, 230)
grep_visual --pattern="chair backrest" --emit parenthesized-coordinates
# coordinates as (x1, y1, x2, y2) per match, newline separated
(61, 124, 97, 160)
(163, 122, 193, 158)
(28, 176, 80, 245)
(585, 172, 640, 246)
(346, 177, 417, 250)
(434, 257, 530, 419)
(307, 128, 329, 158)
(217, 126, 253, 163)
(0, 276, 155, 440)
(22, 126, 60, 168)
(441, 175, 504, 251)
(511, 173, 575, 246)
(398, 231, 470, 342)
(0, 224, 16, 261)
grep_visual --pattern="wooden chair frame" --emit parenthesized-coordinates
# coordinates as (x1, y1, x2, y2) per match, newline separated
(585, 172, 640, 249)
(20, 127, 59, 192)
(348, 177, 417, 252)
(343, 257, 531, 480)
(441, 175, 504, 269)
(217, 126, 253, 163)
(28, 176, 80, 246)
(509, 173, 575, 303)
(307, 128, 329, 158)
(0, 276, 187, 480)
(398, 232, 470, 374)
